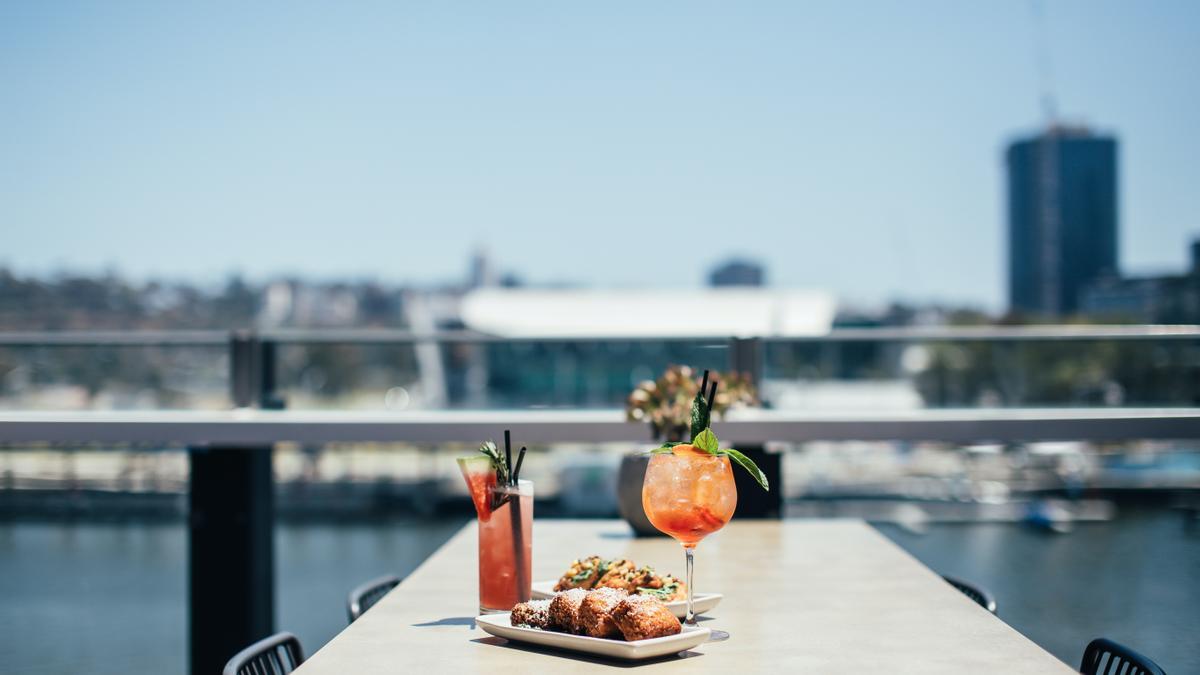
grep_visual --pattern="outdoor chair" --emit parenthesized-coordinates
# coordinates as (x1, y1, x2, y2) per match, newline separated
(347, 573, 403, 623)
(1079, 637, 1166, 675)
(941, 575, 997, 614)
(222, 631, 304, 675)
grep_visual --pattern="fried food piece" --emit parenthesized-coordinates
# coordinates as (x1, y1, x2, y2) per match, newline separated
(510, 599, 552, 629)
(594, 559, 639, 591)
(612, 594, 682, 641)
(577, 587, 628, 639)
(554, 556, 607, 591)
(547, 588, 588, 634)
(635, 571, 687, 602)
(595, 563, 687, 602)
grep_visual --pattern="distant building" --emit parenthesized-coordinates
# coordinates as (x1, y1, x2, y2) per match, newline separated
(459, 288, 835, 337)
(468, 248, 497, 289)
(709, 259, 765, 287)
(1007, 127, 1118, 315)
(1080, 239, 1200, 323)
(457, 287, 836, 407)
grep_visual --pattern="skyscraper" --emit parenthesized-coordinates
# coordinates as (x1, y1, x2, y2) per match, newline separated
(1007, 127, 1118, 315)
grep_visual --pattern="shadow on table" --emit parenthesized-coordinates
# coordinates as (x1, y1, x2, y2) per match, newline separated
(413, 617, 477, 628)
(471, 636, 705, 668)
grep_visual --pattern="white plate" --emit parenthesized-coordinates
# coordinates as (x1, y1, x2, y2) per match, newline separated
(475, 613, 710, 660)
(530, 580, 723, 619)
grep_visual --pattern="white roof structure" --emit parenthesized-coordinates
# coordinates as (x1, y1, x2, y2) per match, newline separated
(459, 288, 836, 338)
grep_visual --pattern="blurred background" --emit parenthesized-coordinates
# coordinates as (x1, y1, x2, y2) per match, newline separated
(1, 1, 1198, 673)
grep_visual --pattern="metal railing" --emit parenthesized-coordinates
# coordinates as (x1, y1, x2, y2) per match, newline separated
(2, 324, 1200, 345)
(3, 407, 1200, 444)
(3, 324, 1200, 411)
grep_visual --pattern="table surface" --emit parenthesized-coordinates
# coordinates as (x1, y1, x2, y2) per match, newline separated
(295, 519, 1075, 673)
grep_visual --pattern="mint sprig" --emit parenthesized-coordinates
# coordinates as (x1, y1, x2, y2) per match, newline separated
(689, 387, 711, 439)
(648, 441, 684, 455)
(689, 426, 770, 491)
(477, 440, 509, 485)
(646, 383, 769, 491)
(693, 428, 719, 454)
(720, 446, 770, 491)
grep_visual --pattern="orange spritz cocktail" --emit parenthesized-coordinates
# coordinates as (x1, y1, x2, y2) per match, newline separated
(640, 370, 768, 634)
(642, 445, 737, 547)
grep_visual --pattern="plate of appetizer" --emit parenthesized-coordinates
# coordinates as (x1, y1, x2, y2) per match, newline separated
(476, 589, 710, 660)
(531, 556, 723, 619)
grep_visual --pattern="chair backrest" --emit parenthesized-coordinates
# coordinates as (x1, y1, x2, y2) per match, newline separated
(1080, 638, 1166, 675)
(223, 631, 304, 675)
(347, 574, 402, 623)
(941, 575, 998, 614)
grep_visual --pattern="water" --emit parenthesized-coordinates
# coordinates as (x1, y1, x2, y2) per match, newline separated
(0, 518, 467, 675)
(875, 508, 1200, 674)
(1, 511, 1196, 674)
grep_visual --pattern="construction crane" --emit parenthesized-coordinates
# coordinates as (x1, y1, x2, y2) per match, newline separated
(1031, 0, 1061, 314)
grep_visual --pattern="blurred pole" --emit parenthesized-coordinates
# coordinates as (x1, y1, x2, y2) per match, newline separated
(728, 337, 781, 518)
(729, 337, 762, 386)
(188, 331, 276, 674)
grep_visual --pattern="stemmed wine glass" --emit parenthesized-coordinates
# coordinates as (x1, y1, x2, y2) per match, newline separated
(641, 443, 737, 640)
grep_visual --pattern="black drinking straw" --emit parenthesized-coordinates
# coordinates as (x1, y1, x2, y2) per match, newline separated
(705, 379, 718, 419)
(513, 446, 527, 483)
(505, 434, 529, 602)
(700, 369, 711, 400)
(504, 429, 513, 485)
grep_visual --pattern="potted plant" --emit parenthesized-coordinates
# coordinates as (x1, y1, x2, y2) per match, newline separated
(618, 365, 757, 535)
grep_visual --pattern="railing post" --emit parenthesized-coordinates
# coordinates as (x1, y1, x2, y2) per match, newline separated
(188, 331, 276, 674)
(729, 336, 763, 385)
(728, 337, 782, 518)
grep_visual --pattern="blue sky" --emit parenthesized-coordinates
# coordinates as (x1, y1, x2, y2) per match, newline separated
(1, 1, 1197, 309)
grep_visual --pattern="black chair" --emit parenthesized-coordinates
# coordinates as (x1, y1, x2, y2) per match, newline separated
(222, 631, 304, 675)
(1080, 637, 1166, 675)
(941, 575, 997, 614)
(347, 573, 402, 623)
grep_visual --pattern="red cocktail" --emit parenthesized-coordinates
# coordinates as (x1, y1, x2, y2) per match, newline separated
(460, 455, 533, 613)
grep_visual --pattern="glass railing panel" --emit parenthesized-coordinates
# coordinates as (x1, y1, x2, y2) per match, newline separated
(762, 336, 1200, 409)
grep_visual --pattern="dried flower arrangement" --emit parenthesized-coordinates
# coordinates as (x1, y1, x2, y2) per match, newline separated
(625, 365, 757, 442)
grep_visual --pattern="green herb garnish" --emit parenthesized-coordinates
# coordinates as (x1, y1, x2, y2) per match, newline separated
(689, 388, 711, 440)
(477, 440, 509, 486)
(648, 441, 684, 455)
(646, 378, 769, 491)
(720, 446, 769, 491)
(637, 582, 680, 599)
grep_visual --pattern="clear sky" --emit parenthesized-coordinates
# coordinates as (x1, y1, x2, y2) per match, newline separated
(2, 1, 1197, 310)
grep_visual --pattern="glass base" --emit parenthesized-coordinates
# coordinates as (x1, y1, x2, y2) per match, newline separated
(479, 606, 510, 615)
(706, 629, 731, 642)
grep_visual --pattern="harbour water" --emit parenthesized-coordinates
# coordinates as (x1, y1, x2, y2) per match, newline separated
(1, 509, 1196, 674)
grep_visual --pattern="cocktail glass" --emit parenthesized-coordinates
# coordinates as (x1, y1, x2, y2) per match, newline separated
(642, 446, 736, 640)
(459, 460, 534, 614)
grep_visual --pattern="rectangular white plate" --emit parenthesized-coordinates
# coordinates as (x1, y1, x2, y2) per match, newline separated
(475, 613, 710, 660)
(530, 580, 723, 619)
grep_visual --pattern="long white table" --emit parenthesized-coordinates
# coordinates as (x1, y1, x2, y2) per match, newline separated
(296, 520, 1076, 673)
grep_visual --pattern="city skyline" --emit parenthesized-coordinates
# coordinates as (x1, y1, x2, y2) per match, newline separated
(2, 1, 1198, 311)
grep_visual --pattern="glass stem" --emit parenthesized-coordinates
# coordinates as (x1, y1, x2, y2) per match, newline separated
(684, 544, 696, 626)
